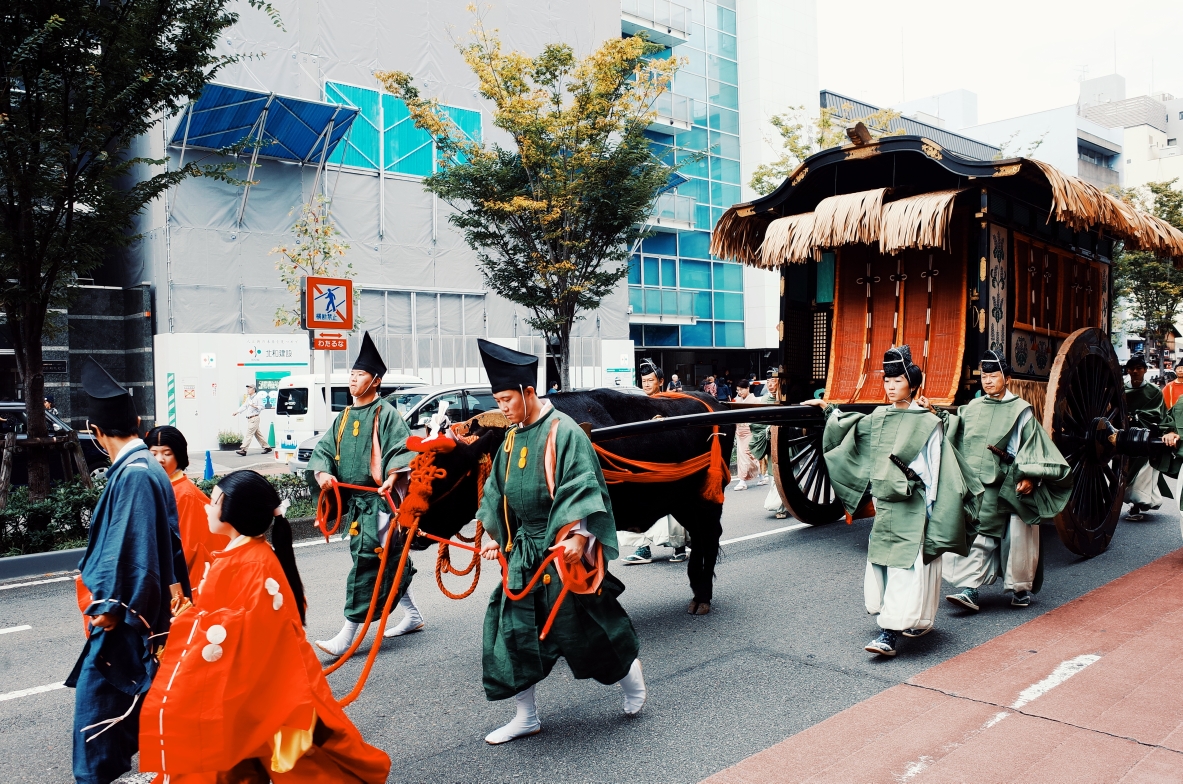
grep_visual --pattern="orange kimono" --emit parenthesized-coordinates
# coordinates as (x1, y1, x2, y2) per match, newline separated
(139, 538, 390, 783)
(171, 471, 229, 584)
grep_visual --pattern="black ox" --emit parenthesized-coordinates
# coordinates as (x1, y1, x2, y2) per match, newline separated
(409, 389, 735, 614)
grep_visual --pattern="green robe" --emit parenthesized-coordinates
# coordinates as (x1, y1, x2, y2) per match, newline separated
(476, 405, 639, 701)
(748, 391, 776, 461)
(307, 397, 415, 623)
(822, 405, 981, 569)
(941, 395, 1071, 535)
(1125, 382, 1180, 496)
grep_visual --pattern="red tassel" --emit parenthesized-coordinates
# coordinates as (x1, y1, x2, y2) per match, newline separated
(702, 426, 730, 505)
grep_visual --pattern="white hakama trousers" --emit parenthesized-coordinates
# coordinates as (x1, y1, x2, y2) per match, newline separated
(942, 514, 1040, 592)
(1126, 463, 1163, 509)
(864, 548, 942, 632)
(617, 515, 687, 550)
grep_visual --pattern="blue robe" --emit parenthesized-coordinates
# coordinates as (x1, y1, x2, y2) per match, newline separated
(65, 441, 188, 784)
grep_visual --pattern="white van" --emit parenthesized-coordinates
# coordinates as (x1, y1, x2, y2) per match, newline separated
(273, 372, 425, 461)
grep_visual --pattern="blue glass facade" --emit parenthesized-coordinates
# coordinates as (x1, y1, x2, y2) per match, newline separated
(627, 0, 746, 349)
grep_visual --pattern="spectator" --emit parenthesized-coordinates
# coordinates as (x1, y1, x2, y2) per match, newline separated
(547, 382, 559, 395)
(231, 384, 272, 457)
(703, 375, 717, 397)
(668, 373, 683, 392)
(715, 376, 732, 402)
(44, 395, 59, 416)
(732, 379, 759, 490)
(639, 359, 664, 395)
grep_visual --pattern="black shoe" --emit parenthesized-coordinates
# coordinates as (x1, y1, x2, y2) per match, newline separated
(235, 449, 247, 456)
(262, 447, 273, 454)
(1011, 590, 1033, 607)
(865, 629, 899, 656)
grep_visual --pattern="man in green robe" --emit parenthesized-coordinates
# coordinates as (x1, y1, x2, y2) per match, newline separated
(750, 370, 787, 517)
(309, 332, 421, 656)
(1124, 353, 1181, 520)
(803, 346, 981, 657)
(940, 351, 1071, 611)
(475, 339, 644, 744)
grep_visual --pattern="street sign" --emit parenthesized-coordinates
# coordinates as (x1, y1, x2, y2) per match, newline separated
(312, 331, 348, 351)
(302, 276, 354, 330)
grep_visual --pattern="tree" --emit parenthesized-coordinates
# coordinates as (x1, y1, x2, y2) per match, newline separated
(271, 195, 354, 327)
(0, 0, 276, 498)
(1111, 180, 1183, 372)
(750, 103, 904, 196)
(377, 11, 678, 390)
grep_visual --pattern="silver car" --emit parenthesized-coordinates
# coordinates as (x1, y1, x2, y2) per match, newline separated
(289, 384, 496, 475)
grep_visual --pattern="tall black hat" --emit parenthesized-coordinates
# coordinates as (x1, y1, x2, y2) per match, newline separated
(82, 356, 137, 431)
(883, 345, 923, 390)
(145, 425, 190, 470)
(1126, 352, 1148, 371)
(352, 332, 387, 378)
(639, 358, 663, 380)
(477, 338, 537, 394)
(980, 349, 1011, 376)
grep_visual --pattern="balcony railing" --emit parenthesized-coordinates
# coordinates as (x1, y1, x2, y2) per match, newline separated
(622, 0, 690, 46)
(629, 286, 698, 323)
(649, 92, 692, 133)
(648, 192, 695, 230)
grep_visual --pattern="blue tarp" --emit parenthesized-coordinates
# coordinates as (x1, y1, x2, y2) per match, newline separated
(170, 83, 359, 163)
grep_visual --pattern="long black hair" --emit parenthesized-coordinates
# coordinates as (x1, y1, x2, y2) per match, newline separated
(216, 470, 307, 625)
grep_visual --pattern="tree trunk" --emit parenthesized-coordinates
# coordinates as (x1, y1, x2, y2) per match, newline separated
(15, 321, 50, 500)
(557, 321, 572, 392)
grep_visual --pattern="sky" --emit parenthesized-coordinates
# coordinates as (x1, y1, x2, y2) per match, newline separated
(816, 0, 1183, 126)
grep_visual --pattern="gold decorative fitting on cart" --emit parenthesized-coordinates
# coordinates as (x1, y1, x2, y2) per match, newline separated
(994, 163, 1022, 176)
(845, 146, 878, 160)
(980, 257, 987, 280)
(921, 140, 943, 160)
(791, 166, 809, 185)
(542, 574, 551, 585)
(736, 205, 756, 218)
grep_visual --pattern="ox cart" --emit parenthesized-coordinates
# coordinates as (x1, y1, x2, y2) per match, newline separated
(694, 133, 1183, 557)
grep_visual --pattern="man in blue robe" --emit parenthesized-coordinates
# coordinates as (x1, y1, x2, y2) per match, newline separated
(65, 357, 189, 784)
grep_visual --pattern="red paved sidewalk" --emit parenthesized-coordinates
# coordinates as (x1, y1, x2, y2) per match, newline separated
(706, 549, 1183, 783)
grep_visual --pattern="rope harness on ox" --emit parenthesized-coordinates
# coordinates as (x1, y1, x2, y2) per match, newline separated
(592, 391, 730, 504)
(315, 438, 582, 706)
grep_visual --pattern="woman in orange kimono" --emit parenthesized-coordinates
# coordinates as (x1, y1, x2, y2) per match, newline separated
(139, 470, 390, 783)
(145, 426, 229, 583)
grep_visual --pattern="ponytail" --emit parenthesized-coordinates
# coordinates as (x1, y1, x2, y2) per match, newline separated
(270, 514, 307, 626)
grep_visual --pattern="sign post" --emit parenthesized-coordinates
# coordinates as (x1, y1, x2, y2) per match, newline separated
(301, 276, 354, 433)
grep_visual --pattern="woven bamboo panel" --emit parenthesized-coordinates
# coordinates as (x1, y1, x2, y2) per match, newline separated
(824, 245, 875, 402)
(851, 253, 905, 403)
(1008, 379, 1048, 426)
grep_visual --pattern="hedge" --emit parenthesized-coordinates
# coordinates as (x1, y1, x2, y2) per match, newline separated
(1, 472, 316, 558)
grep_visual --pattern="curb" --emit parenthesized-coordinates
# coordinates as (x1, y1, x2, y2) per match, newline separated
(0, 547, 84, 581)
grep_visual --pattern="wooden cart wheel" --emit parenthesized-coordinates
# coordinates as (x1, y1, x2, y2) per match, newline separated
(1042, 327, 1128, 557)
(770, 424, 845, 525)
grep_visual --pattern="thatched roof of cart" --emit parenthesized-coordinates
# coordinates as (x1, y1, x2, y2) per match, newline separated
(710, 136, 1183, 267)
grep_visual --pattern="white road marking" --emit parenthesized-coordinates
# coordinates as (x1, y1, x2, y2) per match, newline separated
(720, 523, 810, 545)
(0, 576, 73, 592)
(0, 625, 32, 635)
(0, 682, 66, 703)
(1011, 654, 1101, 709)
(892, 654, 1103, 780)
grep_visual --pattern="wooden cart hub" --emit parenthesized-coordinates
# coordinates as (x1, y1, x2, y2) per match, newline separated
(710, 136, 1183, 556)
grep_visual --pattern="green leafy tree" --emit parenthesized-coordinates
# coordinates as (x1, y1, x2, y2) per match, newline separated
(271, 195, 354, 328)
(1111, 180, 1183, 371)
(750, 103, 904, 196)
(377, 10, 679, 389)
(0, 0, 277, 498)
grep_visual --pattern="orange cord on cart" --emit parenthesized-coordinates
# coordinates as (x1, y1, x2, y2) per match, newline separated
(314, 448, 579, 706)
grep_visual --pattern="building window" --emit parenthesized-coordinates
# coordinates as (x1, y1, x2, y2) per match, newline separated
(324, 82, 481, 176)
(1169, 139, 1178, 147)
(1178, 111, 1182, 120)
(1078, 145, 1114, 169)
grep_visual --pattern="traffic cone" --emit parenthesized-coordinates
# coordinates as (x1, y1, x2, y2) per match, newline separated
(204, 450, 214, 481)
(267, 422, 276, 448)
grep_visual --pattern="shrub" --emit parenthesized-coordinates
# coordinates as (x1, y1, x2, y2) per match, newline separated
(0, 477, 104, 557)
(198, 472, 316, 520)
(218, 430, 242, 446)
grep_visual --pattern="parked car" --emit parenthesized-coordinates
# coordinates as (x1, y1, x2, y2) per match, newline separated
(273, 372, 426, 456)
(0, 403, 108, 485)
(289, 384, 496, 476)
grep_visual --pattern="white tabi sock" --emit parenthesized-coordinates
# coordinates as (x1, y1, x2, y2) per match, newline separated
(384, 588, 426, 637)
(484, 685, 541, 745)
(315, 620, 361, 657)
(618, 658, 646, 715)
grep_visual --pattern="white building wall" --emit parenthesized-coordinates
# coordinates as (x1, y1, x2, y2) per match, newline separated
(961, 107, 1124, 184)
(736, 0, 817, 351)
(1122, 123, 1183, 189)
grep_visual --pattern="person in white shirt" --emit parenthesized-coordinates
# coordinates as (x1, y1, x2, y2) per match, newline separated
(232, 384, 272, 456)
